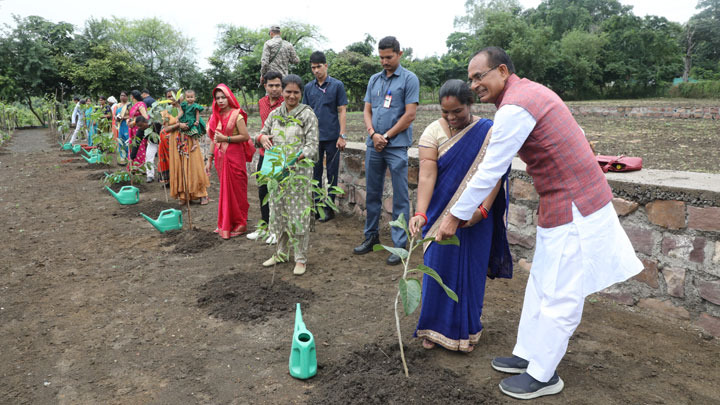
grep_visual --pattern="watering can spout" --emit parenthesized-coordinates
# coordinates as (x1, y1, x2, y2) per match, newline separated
(294, 303, 304, 331)
(105, 186, 120, 198)
(141, 213, 161, 231)
(289, 303, 317, 379)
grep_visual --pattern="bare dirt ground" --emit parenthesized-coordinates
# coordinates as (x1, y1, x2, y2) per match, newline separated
(1, 128, 720, 404)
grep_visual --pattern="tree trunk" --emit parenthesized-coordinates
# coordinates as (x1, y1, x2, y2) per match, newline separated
(683, 27, 695, 82)
(25, 96, 45, 126)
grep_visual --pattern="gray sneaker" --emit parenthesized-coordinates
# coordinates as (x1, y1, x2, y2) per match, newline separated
(491, 355, 529, 374)
(499, 371, 564, 400)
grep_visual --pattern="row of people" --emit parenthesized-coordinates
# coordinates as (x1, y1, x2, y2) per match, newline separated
(65, 31, 643, 399)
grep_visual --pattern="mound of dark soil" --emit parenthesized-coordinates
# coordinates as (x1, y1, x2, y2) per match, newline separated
(162, 228, 220, 254)
(76, 162, 113, 170)
(308, 343, 500, 405)
(197, 271, 314, 323)
(86, 171, 110, 181)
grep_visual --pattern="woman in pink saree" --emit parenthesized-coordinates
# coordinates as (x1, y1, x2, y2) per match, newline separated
(128, 90, 149, 168)
(205, 84, 255, 239)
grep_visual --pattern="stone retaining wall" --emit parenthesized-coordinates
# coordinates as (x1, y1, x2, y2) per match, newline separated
(418, 104, 720, 120)
(333, 141, 720, 338)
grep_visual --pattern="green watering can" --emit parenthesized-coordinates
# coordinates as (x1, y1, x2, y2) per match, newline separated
(82, 153, 103, 164)
(105, 185, 139, 205)
(61, 142, 72, 150)
(289, 303, 317, 380)
(82, 148, 101, 158)
(72, 144, 83, 153)
(141, 209, 183, 233)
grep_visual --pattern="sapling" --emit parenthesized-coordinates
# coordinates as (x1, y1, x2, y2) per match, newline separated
(372, 213, 459, 377)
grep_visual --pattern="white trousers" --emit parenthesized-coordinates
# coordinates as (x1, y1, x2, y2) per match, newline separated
(512, 202, 642, 382)
(68, 121, 85, 144)
(145, 142, 158, 179)
(513, 220, 584, 382)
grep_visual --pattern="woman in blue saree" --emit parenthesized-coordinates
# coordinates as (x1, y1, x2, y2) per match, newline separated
(409, 80, 513, 352)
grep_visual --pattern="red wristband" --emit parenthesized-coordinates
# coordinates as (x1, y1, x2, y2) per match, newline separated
(478, 205, 488, 219)
(414, 212, 428, 223)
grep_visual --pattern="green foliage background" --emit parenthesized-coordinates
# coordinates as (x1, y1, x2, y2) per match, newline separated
(0, 0, 718, 126)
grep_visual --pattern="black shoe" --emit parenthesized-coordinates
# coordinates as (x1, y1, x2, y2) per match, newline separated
(492, 355, 529, 374)
(318, 210, 335, 223)
(353, 235, 379, 255)
(499, 371, 564, 400)
(386, 253, 402, 265)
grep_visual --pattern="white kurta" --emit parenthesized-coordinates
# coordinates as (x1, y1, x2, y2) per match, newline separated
(450, 104, 643, 382)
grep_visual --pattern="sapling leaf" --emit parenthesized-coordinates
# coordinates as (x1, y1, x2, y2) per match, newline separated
(434, 234, 460, 246)
(412, 264, 459, 302)
(372, 244, 409, 259)
(401, 278, 421, 315)
(389, 212, 407, 229)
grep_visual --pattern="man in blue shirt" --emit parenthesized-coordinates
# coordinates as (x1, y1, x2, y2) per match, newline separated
(353, 36, 420, 265)
(303, 51, 348, 222)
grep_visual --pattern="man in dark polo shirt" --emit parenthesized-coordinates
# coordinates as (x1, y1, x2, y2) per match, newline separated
(303, 51, 348, 222)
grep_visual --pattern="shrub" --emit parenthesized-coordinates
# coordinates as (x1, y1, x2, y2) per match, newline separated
(667, 80, 720, 99)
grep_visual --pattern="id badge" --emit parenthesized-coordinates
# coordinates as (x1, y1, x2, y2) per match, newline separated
(383, 94, 392, 108)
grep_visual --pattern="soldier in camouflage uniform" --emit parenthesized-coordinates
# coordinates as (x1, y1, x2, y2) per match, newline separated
(259, 25, 300, 84)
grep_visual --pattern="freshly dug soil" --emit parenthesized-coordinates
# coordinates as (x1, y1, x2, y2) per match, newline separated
(197, 270, 315, 323)
(163, 228, 221, 254)
(309, 343, 500, 404)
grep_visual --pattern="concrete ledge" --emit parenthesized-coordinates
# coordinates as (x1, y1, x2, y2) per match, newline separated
(336, 142, 720, 337)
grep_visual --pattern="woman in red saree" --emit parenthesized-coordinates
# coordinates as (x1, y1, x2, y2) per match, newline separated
(205, 84, 255, 239)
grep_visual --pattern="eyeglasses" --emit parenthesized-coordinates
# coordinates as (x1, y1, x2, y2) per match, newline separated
(468, 66, 498, 85)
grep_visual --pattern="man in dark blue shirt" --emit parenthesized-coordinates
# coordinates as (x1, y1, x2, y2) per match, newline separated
(303, 51, 348, 222)
(353, 36, 419, 265)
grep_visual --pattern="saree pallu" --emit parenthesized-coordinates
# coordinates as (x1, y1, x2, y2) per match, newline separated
(214, 140, 251, 238)
(414, 118, 513, 352)
(170, 133, 209, 201)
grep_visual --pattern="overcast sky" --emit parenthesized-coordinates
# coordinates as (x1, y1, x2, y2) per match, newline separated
(0, 0, 702, 70)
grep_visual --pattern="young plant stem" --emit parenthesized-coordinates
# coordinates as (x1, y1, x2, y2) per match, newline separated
(394, 291, 409, 377)
(395, 235, 415, 378)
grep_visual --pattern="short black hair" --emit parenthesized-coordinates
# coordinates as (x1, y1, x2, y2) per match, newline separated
(134, 116, 148, 124)
(439, 79, 475, 106)
(165, 88, 177, 94)
(263, 71, 283, 83)
(472, 46, 515, 74)
(310, 51, 326, 64)
(185, 89, 195, 95)
(378, 36, 401, 53)
(131, 90, 143, 102)
(282, 74, 304, 91)
(141, 89, 150, 95)
(73, 96, 80, 101)
(120, 91, 128, 96)
(79, 99, 86, 105)
(99, 95, 106, 100)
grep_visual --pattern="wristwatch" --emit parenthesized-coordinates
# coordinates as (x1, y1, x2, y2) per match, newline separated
(382, 133, 389, 140)
(340, 133, 347, 139)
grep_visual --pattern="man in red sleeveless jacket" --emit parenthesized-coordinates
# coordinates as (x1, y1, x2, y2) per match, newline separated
(437, 47, 643, 400)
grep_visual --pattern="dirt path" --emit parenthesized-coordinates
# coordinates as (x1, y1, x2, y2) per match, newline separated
(1, 129, 719, 404)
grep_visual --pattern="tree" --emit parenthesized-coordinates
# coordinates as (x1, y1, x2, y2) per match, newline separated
(331, 50, 379, 109)
(106, 17, 199, 95)
(0, 15, 74, 124)
(687, 0, 720, 79)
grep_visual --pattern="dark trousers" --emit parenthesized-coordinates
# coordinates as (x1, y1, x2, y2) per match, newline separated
(257, 154, 270, 224)
(313, 139, 340, 204)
